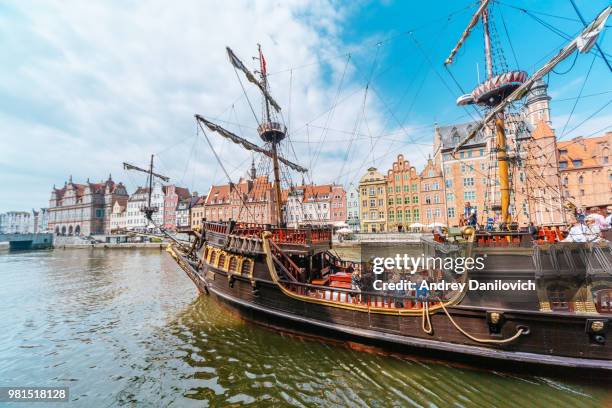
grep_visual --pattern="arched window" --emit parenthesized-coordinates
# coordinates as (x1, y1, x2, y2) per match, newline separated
(55, 227, 60, 236)
(61, 226, 66, 235)
(218, 252, 227, 269)
(68, 225, 73, 235)
(228, 256, 239, 273)
(209, 250, 217, 265)
(578, 175, 584, 184)
(241, 259, 252, 275)
(75, 225, 81, 235)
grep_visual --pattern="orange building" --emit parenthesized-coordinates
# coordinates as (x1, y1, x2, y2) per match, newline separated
(420, 158, 446, 226)
(385, 154, 421, 231)
(559, 132, 612, 210)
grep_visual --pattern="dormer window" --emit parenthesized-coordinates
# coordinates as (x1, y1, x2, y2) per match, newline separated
(573, 159, 583, 167)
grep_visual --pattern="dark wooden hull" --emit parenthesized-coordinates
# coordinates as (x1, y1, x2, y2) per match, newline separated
(172, 247, 612, 377)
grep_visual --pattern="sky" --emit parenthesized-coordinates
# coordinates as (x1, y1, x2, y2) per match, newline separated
(1, 0, 611, 213)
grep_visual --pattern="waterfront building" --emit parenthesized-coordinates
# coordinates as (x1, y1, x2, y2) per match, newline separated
(176, 193, 200, 230)
(385, 154, 421, 231)
(420, 157, 445, 226)
(110, 201, 127, 233)
(0, 211, 32, 234)
(190, 195, 207, 230)
(559, 132, 612, 210)
(49, 175, 128, 236)
(346, 183, 360, 232)
(358, 167, 387, 233)
(284, 184, 345, 227)
(434, 79, 555, 227)
(125, 182, 165, 233)
(204, 176, 277, 225)
(162, 185, 191, 231)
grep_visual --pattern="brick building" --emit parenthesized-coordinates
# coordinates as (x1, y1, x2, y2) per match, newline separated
(559, 132, 612, 210)
(284, 184, 346, 227)
(385, 154, 421, 231)
(420, 157, 445, 226)
(49, 176, 128, 236)
(162, 185, 191, 231)
(203, 176, 278, 225)
(190, 195, 207, 230)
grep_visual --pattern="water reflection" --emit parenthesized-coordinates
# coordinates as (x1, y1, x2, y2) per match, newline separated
(0, 249, 609, 407)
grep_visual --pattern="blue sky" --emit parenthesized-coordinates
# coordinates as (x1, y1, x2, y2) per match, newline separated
(0, 0, 610, 213)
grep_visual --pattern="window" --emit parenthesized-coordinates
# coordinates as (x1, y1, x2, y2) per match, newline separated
(559, 161, 567, 169)
(448, 207, 455, 217)
(479, 148, 484, 156)
(370, 199, 375, 207)
(395, 175, 400, 181)
(424, 184, 430, 192)
(444, 153, 451, 161)
(460, 152, 465, 159)
(445, 180, 453, 188)
(463, 177, 474, 187)
(578, 175, 584, 184)
(362, 200, 368, 207)
(548, 285, 571, 311)
(604, 156, 609, 164)
(467, 150, 473, 158)
(397, 209, 403, 221)
(426, 208, 432, 219)
(580, 189, 585, 196)
(559, 149, 567, 155)
(388, 198, 394, 206)
(389, 211, 394, 221)
(446, 193, 454, 201)
(413, 209, 420, 221)
(464, 191, 476, 200)
(573, 160, 583, 167)
(480, 162, 486, 171)
(425, 196, 431, 204)
(411, 184, 418, 192)
(395, 197, 401, 205)
(434, 195, 440, 204)
(461, 164, 466, 173)
(412, 196, 419, 204)
(403, 185, 409, 192)
(388, 187, 392, 193)
(404, 196, 410, 204)
(369, 187, 375, 196)
(403, 174, 408, 180)
(428, 170, 434, 177)
(434, 208, 441, 218)
(395, 186, 400, 193)
(405, 209, 411, 221)
(432, 182, 439, 190)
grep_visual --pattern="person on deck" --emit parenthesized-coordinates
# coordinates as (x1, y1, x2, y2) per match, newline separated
(528, 222, 539, 241)
(605, 206, 612, 227)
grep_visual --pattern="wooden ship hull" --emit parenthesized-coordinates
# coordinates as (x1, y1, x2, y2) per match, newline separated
(167, 222, 612, 377)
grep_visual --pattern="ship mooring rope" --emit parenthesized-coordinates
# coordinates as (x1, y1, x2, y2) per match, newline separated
(437, 299, 526, 344)
(421, 300, 433, 335)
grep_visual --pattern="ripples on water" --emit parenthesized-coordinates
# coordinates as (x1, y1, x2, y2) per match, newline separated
(0, 249, 609, 407)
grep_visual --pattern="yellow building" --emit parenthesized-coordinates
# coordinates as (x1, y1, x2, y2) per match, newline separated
(359, 167, 387, 233)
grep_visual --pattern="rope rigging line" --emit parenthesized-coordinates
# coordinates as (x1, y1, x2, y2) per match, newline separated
(559, 54, 597, 139)
(310, 54, 351, 172)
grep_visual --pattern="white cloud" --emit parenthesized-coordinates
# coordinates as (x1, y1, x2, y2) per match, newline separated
(0, 0, 433, 212)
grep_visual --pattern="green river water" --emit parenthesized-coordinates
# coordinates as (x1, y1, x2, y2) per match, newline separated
(0, 249, 609, 407)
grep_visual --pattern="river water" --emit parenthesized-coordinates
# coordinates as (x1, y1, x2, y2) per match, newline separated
(0, 249, 610, 407)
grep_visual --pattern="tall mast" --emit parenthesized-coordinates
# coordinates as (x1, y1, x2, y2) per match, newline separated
(123, 155, 170, 221)
(481, 3, 493, 79)
(447, 5, 611, 226)
(256, 44, 285, 226)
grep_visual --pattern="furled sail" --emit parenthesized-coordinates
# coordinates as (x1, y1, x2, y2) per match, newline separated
(226, 47, 282, 113)
(195, 114, 307, 173)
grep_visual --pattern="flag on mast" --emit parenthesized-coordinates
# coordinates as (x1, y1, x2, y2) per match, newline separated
(259, 47, 267, 76)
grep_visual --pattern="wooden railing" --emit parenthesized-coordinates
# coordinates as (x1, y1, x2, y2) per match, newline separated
(202, 220, 332, 246)
(269, 240, 304, 281)
(279, 278, 443, 310)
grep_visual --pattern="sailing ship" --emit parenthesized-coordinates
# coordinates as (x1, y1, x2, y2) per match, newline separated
(161, 3, 612, 375)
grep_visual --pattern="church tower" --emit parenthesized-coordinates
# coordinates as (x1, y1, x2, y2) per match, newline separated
(523, 79, 552, 126)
